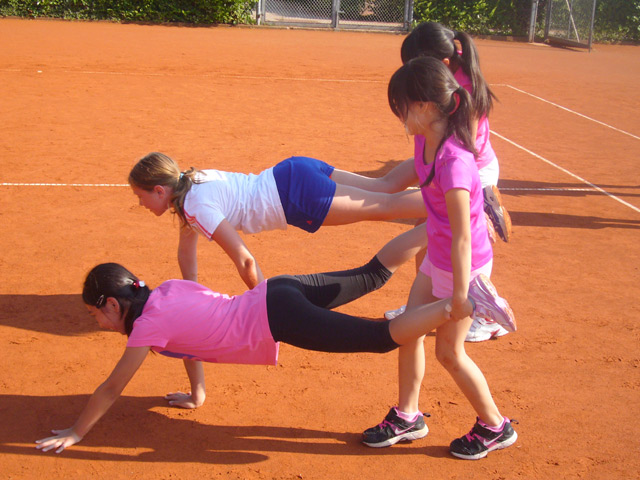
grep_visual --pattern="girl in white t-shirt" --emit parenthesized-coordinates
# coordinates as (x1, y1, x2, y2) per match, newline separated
(129, 152, 427, 289)
(35, 225, 514, 454)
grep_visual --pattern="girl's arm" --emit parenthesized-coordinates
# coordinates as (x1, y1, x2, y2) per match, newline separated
(165, 359, 206, 409)
(470, 116, 479, 146)
(212, 219, 264, 290)
(178, 227, 199, 282)
(36, 346, 150, 453)
(330, 158, 418, 193)
(445, 188, 474, 321)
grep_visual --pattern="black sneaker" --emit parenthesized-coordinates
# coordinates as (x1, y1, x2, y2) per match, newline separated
(483, 185, 512, 242)
(450, 417, 517, 460)
(362, 407, 429, 448)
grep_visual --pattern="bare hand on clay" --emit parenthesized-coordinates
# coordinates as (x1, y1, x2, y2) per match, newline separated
(36, 428, 82, 453)
(165, 391, 203, 409)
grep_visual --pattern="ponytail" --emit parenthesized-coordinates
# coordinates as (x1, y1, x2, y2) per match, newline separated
(452, 30, 496, 118)
(169, 166, 199, 228)
(128, 152, 201, 229)
(83, 263, 151, 336)
(448, 86, 476, 154)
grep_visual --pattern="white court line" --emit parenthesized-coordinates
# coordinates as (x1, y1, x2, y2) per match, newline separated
(0, 183, 129, 187)
(1, 71, 637, 212)
(491, 130, 640, 214)
(0, 68, 384, 84)
(493, 83, 640, 141)
(500, 187, 596, 192)
(0, 182, 600, 193)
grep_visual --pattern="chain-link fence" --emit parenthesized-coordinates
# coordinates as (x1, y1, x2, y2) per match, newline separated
(544, 0, 597, 49)
(256, 0, 414, 31)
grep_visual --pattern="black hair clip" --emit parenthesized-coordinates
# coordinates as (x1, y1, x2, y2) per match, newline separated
(95, 295, 106, 308)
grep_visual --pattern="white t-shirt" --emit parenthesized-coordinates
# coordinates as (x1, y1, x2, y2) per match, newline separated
(182, 168, 287, 237)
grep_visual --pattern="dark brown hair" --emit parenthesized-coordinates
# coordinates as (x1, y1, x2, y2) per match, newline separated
(388, 56, 476, 186)
(400, 21, 496, 119)
(83, 263, 151, 336)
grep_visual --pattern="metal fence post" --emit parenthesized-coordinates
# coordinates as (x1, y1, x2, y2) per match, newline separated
(331, 0, 340, 28)
(544, 0, 552, 38)
(404, 0, 414, 30)
(529, 0, 539, 42)
(588, 0, 597, 51)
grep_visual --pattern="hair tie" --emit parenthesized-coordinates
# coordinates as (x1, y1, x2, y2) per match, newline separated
(450, 92, 461, 115)
(179, 172, 185, 180)
(132, 280, 146, 290)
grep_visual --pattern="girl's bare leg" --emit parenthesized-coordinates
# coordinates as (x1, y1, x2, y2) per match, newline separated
(323, 184, 426, 225)
(375, 224, 428, 273)
(393, 272, 438, 413)
(435, 318, 503, 426)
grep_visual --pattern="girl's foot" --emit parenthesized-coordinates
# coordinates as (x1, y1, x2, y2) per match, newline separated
(468, 274, 516, 333)
(465, 316, 509, 342)
(483, 185, 512, 242)
(384, 305, 406, 320)
(362, 407, 429, 448)
(450, 416, 517, 460)
(485, 212, 497, 243)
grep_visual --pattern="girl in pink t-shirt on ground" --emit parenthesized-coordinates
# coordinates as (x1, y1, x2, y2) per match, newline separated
(35, 225, 515, 454)
(362, 57, 517, 460)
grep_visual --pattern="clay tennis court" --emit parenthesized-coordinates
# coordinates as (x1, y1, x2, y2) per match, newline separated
(1, 17, 639, 479)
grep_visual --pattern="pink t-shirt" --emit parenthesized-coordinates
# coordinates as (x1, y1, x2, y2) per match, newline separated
(414, 135, 492, 272)
(127, 279, 279, 365)
(453, 68, 496, 170)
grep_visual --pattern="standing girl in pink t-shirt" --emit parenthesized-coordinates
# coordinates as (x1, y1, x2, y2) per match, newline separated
(363, 57, 517, 460)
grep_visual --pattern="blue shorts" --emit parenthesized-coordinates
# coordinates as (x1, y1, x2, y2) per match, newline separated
(272, 156, 336, 233)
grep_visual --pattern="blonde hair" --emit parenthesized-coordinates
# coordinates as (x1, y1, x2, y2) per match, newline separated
(128, 152, 199, 227)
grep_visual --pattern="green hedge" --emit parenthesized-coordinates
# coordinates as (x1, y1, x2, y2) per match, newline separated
(412, 0, 640, 42)
(594, 0, 640, 42)
(0, 0, 255, 24)
(1, 0, 638, 42)
(413, 0, 532, 36)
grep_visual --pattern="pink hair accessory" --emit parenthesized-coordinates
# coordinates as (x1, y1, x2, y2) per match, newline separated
(450, 92, 461, 115)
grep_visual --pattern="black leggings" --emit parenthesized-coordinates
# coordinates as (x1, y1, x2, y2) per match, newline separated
(266, 256, 400, 354)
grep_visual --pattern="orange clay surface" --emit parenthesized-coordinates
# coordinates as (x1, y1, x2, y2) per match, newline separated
(1, 18, 639, 480)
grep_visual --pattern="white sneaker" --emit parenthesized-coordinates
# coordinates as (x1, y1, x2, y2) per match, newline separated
(384, 305, 406, 320)
(465, 316, 509, 342)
